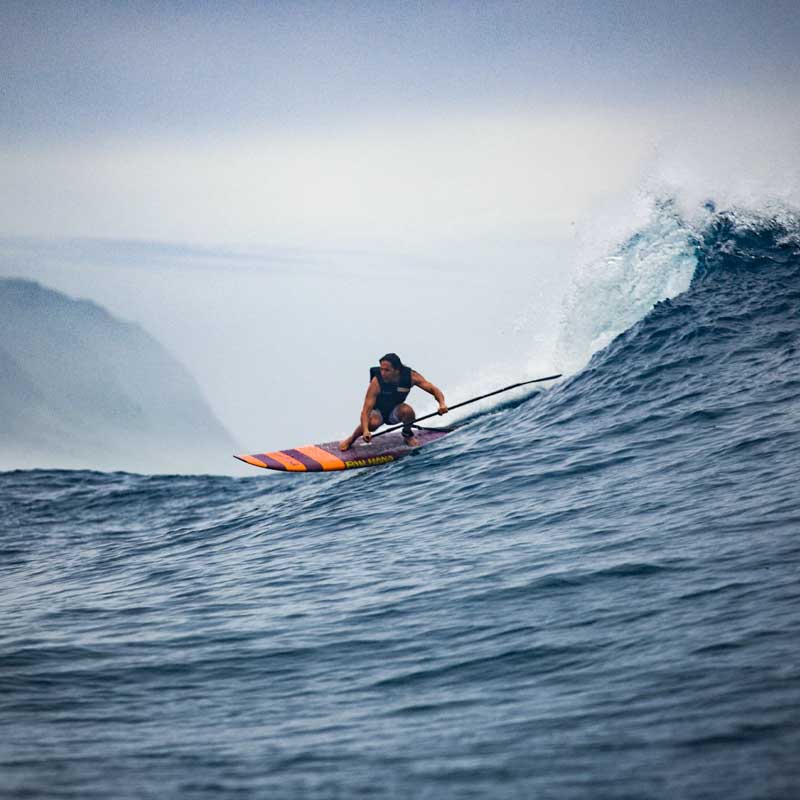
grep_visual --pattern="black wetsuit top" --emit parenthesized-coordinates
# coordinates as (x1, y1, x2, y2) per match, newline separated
(370, 365, 413, 419)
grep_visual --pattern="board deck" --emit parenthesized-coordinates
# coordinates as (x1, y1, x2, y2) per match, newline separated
(235, 427, 453, 472)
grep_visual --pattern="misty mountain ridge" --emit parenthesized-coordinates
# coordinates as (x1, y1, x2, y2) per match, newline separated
(0, 278, 236, 473)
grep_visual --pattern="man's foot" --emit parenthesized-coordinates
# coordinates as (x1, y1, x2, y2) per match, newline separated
(339, 437, 354, 452)
(402, 428, 420, 447)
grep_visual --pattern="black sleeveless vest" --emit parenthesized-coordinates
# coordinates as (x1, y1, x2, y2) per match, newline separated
(370, 365, 413, 416)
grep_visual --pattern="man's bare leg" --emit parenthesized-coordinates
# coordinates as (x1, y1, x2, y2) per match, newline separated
(339, 424, 363, 452)
(396, 403, 420, 447)
(340, 412, 382, 451)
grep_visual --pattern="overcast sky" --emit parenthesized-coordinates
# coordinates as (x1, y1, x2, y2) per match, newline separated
(1, 1, 799, 469)
(3, 1, 798, 246)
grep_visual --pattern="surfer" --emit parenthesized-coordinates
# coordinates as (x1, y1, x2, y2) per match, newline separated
(339, 353, 448, 451)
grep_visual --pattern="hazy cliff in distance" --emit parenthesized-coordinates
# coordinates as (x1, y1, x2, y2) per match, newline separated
(0, 278, 237, 473)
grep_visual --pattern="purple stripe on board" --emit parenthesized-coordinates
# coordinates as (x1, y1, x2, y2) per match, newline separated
(256, 453, 289, 471)
(284, 449, 324, 471)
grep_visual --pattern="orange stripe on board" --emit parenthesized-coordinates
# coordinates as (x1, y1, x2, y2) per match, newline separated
(238, 454, 268, 468)
(295, 445, 347, 471)
(267, 450, 309, 471)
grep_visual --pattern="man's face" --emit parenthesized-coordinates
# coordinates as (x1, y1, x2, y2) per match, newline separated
(379, 360, 400, 382)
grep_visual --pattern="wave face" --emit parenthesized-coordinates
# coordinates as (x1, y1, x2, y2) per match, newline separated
(3, 209, 800, 798)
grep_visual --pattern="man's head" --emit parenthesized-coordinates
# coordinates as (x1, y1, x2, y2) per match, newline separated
(379, 352, 403, 381)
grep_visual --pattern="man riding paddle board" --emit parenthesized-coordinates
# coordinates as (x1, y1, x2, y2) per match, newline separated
(340, 353, 448, 451)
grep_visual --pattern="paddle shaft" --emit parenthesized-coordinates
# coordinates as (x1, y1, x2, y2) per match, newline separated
(371, 373, 562, 439)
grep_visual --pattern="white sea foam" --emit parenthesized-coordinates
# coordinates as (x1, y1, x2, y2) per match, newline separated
(553, 199, 699, 376)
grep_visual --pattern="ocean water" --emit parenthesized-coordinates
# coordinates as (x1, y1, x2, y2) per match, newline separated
(2, 208, 800, 798)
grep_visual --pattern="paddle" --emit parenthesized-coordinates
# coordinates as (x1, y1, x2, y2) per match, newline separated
(371, 373, 562, 439)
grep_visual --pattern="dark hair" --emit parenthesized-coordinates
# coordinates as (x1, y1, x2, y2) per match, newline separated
(379, 353, 403, 370)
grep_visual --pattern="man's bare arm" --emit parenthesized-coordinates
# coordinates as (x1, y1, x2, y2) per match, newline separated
(360, 378, 380, 439)
(411, 371, 448, 414)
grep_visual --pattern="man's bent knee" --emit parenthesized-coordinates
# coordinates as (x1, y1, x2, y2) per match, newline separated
(396, 404, 415, 423)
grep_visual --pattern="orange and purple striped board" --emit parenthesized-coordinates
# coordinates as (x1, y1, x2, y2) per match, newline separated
(234, 427, 453, 472)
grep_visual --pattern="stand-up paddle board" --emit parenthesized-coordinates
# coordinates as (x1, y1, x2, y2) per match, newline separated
(235, 426, 454, 472)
